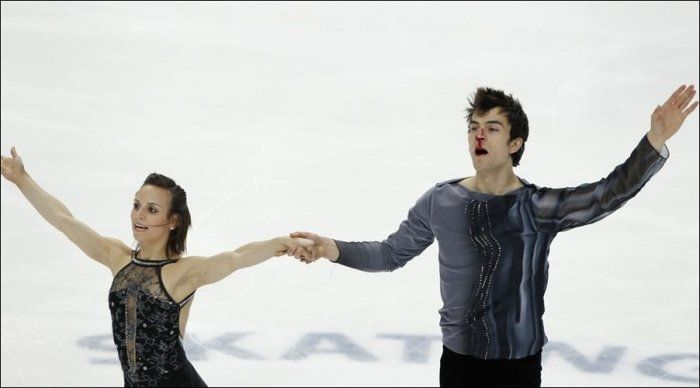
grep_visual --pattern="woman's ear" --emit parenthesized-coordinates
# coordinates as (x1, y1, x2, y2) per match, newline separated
(169, 214, 180, 231)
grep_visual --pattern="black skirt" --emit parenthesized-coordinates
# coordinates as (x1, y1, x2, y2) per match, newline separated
(123, 359, 207, 387)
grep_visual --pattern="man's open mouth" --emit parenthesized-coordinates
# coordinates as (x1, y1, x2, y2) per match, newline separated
(475, 148, 488, 156)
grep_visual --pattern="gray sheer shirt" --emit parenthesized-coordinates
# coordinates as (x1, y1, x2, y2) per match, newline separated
(334, 135, 668, 360)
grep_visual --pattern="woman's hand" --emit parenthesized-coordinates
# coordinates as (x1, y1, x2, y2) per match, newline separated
(0, 147, 28, 185)
(277, 236, 317, 262)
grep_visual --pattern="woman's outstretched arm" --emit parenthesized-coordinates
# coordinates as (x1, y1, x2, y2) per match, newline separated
(1, 147, 129, 271)
(176, 237, 315, 291)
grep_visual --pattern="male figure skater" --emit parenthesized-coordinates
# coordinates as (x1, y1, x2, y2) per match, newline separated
(290, 85, 698, 387)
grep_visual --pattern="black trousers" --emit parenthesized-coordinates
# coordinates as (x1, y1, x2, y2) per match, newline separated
(440, 345, 542, 387)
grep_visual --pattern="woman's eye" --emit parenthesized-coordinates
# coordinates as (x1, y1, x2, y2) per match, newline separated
(149, 207, 158, 214)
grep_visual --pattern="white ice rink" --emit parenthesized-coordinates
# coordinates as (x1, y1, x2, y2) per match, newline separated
(1, 2, 698, 386)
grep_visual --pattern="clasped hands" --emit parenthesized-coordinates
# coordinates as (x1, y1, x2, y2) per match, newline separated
(280, 231, 329, 264)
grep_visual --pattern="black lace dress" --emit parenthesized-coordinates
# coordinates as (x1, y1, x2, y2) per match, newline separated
(108, 251, 206, 387)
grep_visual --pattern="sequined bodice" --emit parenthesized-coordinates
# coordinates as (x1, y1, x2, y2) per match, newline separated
(108, 252, 195, 386)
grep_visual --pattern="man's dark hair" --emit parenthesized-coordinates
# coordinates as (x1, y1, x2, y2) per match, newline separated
(142, 173, 192, 258)
(465, 87, 529, 166)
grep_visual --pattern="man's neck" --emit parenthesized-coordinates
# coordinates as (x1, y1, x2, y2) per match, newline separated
(463, 171, 522, 196)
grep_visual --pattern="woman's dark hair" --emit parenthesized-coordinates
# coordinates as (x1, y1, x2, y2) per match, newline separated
(465, 87, 529, 166)
(142, 173, 191, 258)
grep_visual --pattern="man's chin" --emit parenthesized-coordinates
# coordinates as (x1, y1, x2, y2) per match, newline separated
(471, 159, 497, 171)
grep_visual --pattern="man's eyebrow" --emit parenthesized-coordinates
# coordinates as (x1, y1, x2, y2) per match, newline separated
(470, 119, 505, 126)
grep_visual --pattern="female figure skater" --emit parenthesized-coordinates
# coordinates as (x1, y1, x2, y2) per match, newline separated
(0, 152, 314, 387)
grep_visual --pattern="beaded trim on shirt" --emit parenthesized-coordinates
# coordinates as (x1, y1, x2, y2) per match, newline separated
(131, 257, 176, 266)
(464, 199, 502, 359)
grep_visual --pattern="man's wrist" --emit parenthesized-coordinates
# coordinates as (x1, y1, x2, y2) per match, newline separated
(646, 130, 666, 154)
(323, 238, 340, 262)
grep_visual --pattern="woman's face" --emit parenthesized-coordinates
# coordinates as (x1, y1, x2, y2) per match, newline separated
(131, 184, 176, 245)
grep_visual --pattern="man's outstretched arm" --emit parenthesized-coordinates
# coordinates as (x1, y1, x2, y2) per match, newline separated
(533, 84, 698, 233)
(289, 189, 436, 272)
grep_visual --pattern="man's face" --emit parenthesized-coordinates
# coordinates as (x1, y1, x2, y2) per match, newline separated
(468, 108, 521, 172)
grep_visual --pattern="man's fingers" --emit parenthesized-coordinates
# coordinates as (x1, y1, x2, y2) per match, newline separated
(294, 237, 312, 247)
(663, 85, 686, 108)
(10, 147, 17, 158)
(297, 246, 318, 261)
(682, 101, 699, 118)
(671, 84, 693, 107)
(291, 231, 322, 246)
(304, 246, 317, 260)
(678, 88, 696, 111)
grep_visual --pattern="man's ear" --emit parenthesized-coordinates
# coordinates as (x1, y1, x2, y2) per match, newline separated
(510, 138, 523, 154)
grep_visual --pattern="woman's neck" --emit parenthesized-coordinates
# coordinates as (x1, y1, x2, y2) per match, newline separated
(136, 243, 170, 261)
